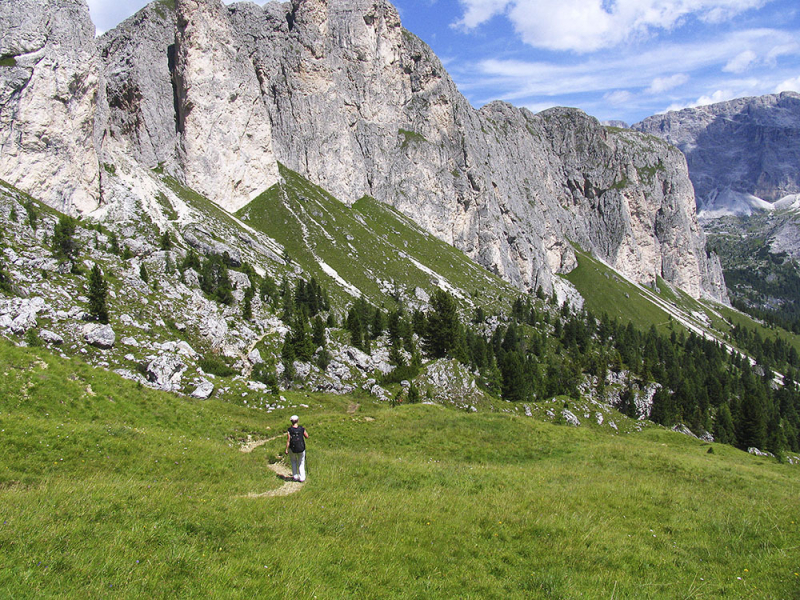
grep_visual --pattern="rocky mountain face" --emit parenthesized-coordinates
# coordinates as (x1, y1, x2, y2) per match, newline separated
(0, 0, 101, 214)
(633, 92, 800, 216)
(0, 0, 727, 304)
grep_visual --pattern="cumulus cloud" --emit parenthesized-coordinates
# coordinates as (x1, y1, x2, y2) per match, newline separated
(647, 73, 689, 94)
(775, 76, 800, 93)
(664, 89, 736, 112)
(454, 0, 771, 52)
(723, 50, 757, 73)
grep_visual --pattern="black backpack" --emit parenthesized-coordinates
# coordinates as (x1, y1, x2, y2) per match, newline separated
(288, 426, 305, 453)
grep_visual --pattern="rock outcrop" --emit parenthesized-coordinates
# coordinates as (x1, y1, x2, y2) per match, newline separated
(633, 92, 800, 216)
(1, 0, 728, 303)
(0, 0, 101, 214)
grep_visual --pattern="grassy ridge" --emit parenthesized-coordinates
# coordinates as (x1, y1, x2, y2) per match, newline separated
(237, 164, 517, 310)
(1, 339, 798, 598)
(564, 251, 674, 331)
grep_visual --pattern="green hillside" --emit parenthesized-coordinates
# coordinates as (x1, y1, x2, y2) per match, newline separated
(237, 164, 517, 311)
(1, 339, 797, 598)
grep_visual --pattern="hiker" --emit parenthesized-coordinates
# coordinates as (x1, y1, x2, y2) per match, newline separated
(285, 415, 309, 482)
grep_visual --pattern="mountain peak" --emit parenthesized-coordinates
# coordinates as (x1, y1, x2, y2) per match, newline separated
(633, 92, 800, 213)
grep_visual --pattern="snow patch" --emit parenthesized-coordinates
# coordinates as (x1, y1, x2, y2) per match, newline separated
(319, 260, 361, 297)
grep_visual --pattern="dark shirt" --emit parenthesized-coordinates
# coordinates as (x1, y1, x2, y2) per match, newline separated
(288, 425, 306, 453)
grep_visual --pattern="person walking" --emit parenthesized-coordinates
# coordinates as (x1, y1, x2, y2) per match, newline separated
(285, 415, 309, 482)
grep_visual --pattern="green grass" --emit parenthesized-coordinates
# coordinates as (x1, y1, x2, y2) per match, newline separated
(398, 129, 428, 148)
(237, 164, 516, 311)
(1, 339, 798, 598)
(564, 250, 674, 331)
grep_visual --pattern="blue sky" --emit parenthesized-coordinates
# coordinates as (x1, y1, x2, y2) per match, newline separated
(88, 0, 800, 124)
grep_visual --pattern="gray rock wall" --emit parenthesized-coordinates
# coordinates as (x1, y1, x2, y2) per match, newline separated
(633, 92, 800, 211)
(1, 0, 728, 303)
(0, 0, 101, 214)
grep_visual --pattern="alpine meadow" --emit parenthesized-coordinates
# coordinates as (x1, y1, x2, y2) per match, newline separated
(0, 0, 799, 598)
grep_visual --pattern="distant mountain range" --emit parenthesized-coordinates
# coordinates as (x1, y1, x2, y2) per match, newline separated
(633, 92, 800, 218)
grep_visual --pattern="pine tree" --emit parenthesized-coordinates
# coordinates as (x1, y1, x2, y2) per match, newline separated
(242, 285, 254, 321)
(371, 307, 385, 339)
(499, 350, 528, 401)
(346, 307, 365, 351)
(199, 255, 233, 305)
(87, 264, 109, 324)
(312, 315, 326, 349)
(159, 231, 172, 251)
(108, 231, 121, 255)
(407, 381, 420, 404)
(291, 311, 315, 362)
(281, 334, 296, 381)
(139, 262, 149, 283)
(259, 273, 277, 305)
(181, 248, 201, 272)
(713, 403, 737, 445)
(164, 252, 175, 275)
(423, 289, 460, 359)
(52, 215, 79, 262)
(24, 199, 37, 231)
(0, 258, 13, 294)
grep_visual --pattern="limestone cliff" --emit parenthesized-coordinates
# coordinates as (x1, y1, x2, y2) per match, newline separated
(0, 0, 728, 303)
(0, 0, 100, 214)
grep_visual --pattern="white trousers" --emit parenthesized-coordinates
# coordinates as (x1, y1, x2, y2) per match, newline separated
(289, 450, 306, 482)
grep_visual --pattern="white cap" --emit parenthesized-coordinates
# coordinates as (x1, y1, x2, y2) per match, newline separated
(290, 415, 299, 422)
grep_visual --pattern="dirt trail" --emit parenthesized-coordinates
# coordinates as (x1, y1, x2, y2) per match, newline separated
(239, 434, 304, 497)
(245, 462, 303, 498)
(239, 434, 282, 454)
(238, 332, 271, 379)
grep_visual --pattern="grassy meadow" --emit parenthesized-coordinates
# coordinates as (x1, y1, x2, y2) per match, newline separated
(0, 339, 798, 598)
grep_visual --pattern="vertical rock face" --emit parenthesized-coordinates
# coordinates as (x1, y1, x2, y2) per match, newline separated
(99, 1, 179, 172)
(1, 0, 728, 303)
(633, 92, 800, 214)
(0, 0, 100, 214)
(172, 0, 279, 213)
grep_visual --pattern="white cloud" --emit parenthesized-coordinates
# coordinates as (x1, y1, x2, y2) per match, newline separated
(695, 89, 737, 105)
(463, 28, 795, 102)
(454, 0, 512, 29)
(604, 90, 633, 106)
(454, 0, 771, 52)
(647, 73, 689, 94)
(523, 101, 559, 114)
(87, 0, 271, 33)
(723, 50, 757, 73)
(775, 76, 800, 93)
(664, 89, 737, 112)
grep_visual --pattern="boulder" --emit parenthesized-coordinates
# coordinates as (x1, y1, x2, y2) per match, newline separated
(176, 341, 197, 357)
(10, 309, 36, 334)
(146, 354, 186, 391)
(190, 379, 215, 400)
(39, 329, 64, 344)
(561, 409, 581, 427)
(83, 323, 116, 349)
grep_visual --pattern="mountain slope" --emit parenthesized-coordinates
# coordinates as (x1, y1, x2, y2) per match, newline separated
(0, 0, 727, 304)
(633, 92, 800, 216)
(1, 338, 798, 598)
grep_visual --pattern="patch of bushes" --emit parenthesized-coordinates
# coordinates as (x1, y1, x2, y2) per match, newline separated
(198, 356, 237, 378)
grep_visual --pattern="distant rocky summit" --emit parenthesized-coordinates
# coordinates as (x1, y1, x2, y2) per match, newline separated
(633, 92, 800, 217)
(0, 0, 727, 303)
